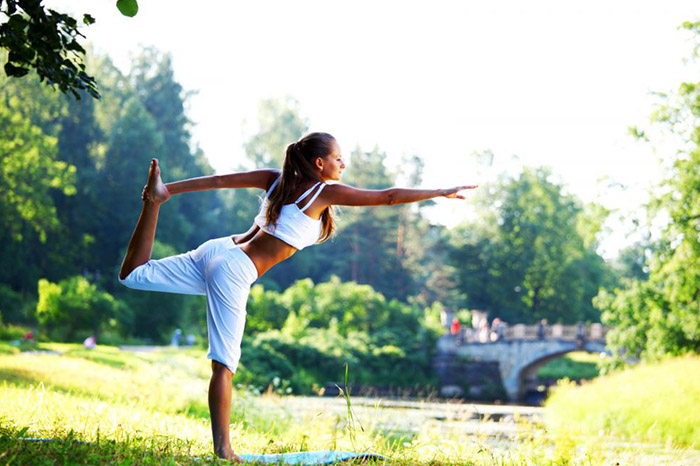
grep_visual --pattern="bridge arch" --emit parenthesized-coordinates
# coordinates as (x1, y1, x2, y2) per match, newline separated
(516, 348, 602, 401)
(440, 337, 607, 400)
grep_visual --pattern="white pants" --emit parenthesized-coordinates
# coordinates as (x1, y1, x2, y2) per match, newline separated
(119, 236, 258, 373)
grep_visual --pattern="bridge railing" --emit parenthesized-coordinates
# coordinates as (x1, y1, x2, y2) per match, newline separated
(454, 323, 608, 344)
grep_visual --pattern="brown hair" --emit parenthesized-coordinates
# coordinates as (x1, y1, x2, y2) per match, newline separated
(266, 132, 337, 242)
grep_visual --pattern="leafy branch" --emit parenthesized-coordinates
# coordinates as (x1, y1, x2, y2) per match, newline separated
(0, 0, 139, 99)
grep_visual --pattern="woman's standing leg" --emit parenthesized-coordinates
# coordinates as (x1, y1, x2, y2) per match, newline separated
(204, 246, 257, 461)
(209, 361, 237, 460)
(119, 159, 171, 280)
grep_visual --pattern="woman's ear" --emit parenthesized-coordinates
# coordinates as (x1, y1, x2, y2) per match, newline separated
(314, 157, 324, 171)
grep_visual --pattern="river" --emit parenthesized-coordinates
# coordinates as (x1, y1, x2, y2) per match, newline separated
(255, 395, 700, 464)
(258, 395, 542, 439)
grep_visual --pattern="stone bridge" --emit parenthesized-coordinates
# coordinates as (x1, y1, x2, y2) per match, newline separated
(434, 323, 608, 401)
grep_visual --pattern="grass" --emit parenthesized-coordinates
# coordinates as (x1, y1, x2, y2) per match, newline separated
(537, 351, 602, 380)
(546, 356, 700, 448)
(0, 341, 20, 355)
(0, 343, 698, 464)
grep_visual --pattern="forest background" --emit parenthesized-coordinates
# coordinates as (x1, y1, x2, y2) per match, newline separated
(1, 2, 699, 392)
(0, 47, 628, 392)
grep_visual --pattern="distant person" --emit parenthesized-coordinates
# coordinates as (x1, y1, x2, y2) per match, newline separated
(118, 132, 477, 460)
(450, 317, 461, 335)
(450, 317, 462, 344)
(478, 318, 490, 343)
(83, 335, 97, 349)
(490, 318, 502, 342)
(537, 318, 548, 340)
(171, 328, 182, 346)
(185, 333, 196, 346)
(576, 321, 586, 347)
(22, 330, 33, 342)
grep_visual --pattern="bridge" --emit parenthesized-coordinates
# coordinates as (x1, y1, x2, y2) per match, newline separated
(434, 323, 608, 401)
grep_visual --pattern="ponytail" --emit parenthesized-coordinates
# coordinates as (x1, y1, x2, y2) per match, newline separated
(266, 133, 337, 242)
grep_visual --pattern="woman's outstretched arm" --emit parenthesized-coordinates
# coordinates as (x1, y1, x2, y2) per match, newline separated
(322, 183, 477, 207)
(164, 169, 280, 195)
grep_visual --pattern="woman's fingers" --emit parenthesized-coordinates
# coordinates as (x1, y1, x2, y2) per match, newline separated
(444, 185, 477, 199)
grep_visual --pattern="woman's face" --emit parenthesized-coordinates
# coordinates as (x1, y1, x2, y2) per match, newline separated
(318, 141, 345, 181)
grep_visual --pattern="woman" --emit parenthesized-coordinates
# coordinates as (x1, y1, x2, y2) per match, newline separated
(118, 132, 476, 460)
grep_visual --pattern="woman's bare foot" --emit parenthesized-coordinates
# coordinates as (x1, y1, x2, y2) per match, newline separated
(142, 158, 170, 204)
(215, 447, 242, 462)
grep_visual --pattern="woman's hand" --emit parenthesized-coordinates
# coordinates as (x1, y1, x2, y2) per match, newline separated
(442, 185, 478, 199)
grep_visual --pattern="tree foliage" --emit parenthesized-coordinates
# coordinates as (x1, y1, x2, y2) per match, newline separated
(0, 0, 138, 98)
(239, 276, 443, 392)
(600, 21, 700, 365)
(0, 98, 75, 243)
(244, 97, 308, 168)
(0, 42, 617, 367)
(451, 168, 610, 324)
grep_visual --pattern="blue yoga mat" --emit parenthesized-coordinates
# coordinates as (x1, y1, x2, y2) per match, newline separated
(19, 440, 384, 464)
(238, 450, 385, 464)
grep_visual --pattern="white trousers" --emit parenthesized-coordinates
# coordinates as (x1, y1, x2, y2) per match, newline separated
(119, 236, 258, 373)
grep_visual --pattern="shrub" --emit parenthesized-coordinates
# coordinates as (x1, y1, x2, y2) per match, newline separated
(36, 275, 129, 342)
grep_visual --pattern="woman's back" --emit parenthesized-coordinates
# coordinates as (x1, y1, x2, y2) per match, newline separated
(253, 176, 326, 251)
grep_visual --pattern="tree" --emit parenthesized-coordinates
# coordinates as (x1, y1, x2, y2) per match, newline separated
(0, 0, 138, 98)
(319, 146, 409, 298)
(599, 21, 700, 362)
(129, 48, 223, 248)
(243, 97, 308, 168)
(0, 99, 75, 245)
(93, 97, 164, 279)
(452, 168, 609, 323)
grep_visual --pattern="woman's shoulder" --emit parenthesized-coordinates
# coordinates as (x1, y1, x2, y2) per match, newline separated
(264, 168, 282, 179)
(261, 169, 282, 190)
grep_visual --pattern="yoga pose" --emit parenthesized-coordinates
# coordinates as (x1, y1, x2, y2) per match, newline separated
(118, 132, 476, 460)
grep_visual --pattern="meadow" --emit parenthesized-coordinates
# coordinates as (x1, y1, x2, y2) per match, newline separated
(546, 356, 700, 448)
(1, 344, 699, 465)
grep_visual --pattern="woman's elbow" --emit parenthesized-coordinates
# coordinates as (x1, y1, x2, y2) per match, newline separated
(385, 189, 399, 205)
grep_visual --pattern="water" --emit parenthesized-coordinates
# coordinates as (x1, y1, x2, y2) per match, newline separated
(257, 395, 700, 464)
(259, 395, 541, 439)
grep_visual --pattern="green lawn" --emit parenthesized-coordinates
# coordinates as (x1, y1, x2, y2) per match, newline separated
(0, 343, 698, 465)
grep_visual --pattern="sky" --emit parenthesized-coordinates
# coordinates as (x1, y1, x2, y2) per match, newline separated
(51, 0, 700, 258)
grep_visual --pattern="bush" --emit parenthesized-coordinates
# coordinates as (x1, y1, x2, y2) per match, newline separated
(234, 277, 443, 393)
(0, 322, 33, 341)
(36, 275, 130, 342)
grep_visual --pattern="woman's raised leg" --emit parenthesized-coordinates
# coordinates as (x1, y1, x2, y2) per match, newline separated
(119, 158, 171, 280)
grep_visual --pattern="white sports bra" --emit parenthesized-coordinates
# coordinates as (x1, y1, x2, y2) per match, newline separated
(253, 177, 327, 250)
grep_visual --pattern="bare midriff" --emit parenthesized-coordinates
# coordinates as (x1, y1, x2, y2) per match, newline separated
(238, 230, 297, 278)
